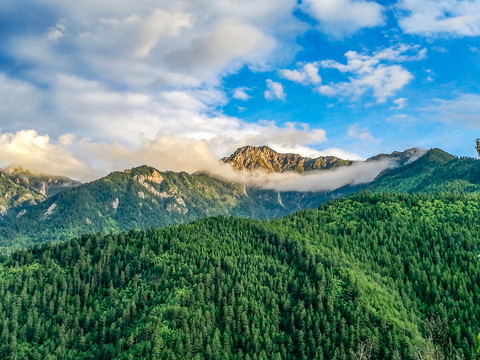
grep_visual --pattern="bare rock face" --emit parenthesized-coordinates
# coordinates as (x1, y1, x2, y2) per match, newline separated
(221, 145, 352, 173)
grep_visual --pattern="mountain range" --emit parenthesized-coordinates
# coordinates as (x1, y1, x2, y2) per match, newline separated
(0, 145, 479, 249)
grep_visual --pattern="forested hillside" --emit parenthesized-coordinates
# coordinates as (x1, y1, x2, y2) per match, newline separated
(0, 166, 331, 248)
(0, 192, 478, 359)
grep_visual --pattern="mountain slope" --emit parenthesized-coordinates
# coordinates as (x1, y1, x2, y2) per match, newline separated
(366, 147, 424, 166)
(366, 148, 480, 193)
(0, 167, 81, 218)
(0, 173, 44, 216)
(0, 192, 477, 359)
(0, 166, 333, 247)
(2, 166, 81, 197)
(222, 145, 352, 173)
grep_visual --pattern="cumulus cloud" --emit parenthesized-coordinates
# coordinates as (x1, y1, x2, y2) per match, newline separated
(396, 0, 480, 36)
(317, 45, 423, 102)
(300, 0, 385, 37)
(165, 19, 277, 81)
(0, 70, 336, 168)
(232, 87, 252, 101)
(0, 1, 316, 165)
(280, 62, 322, 85)
(0, 119, 331, 180)
(390, 97, 407, 110)
(347, 124, 374, 141)
(0, 130, 90, 179)
(264, 79, 286, 101)
(6, 0, 300, 89)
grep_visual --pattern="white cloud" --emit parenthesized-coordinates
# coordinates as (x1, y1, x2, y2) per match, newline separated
(256, 158, 395, 191)
(280, 62, 322, 85)
(46, 21, 66, 42)
(133, 9, 192, 58)
(0, 1, 314, 169)
(264, 79, 286, 101)
(396, 0, 480, 36)
(7, 1, 301, 90)
(232, 87, 252, 101)
(386, 114, 409, 123)
(347, 124, 374, 141)
(0, 73, 47, 128)
(164, 19, 277, 82)
(300, 0, 385, 37)
(0, 70, 328, 160)
(0, 130, 90, 179)
(317, 45, 421, 102)
(390, 97, 407, 110)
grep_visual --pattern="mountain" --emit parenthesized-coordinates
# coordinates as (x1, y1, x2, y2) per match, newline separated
(0, 166, 80, 220)
(0, 172, 44, 216)
(321, 148, 480, 200)
(221, 145, 353, 173)
(3, 147, 480, 249)
(366, 147, 424, 166)
(2, 166, 81, 197)
(0, 165, 333, 247)
(365, 148, 480, 193)
(0, 192, 477, 359)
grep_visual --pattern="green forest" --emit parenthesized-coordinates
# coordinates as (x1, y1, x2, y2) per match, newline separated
(0, 192, 478, 359)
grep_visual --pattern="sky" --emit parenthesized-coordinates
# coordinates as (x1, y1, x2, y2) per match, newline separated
(1, 0, 480, 180)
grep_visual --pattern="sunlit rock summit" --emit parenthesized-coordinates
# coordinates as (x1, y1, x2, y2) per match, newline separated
(221, 145, 352, 173)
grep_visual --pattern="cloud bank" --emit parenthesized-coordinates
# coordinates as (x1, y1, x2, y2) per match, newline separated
(0, 129, 398, 193)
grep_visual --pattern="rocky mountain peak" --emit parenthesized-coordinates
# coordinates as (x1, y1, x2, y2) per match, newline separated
(222, 145, 353, 173)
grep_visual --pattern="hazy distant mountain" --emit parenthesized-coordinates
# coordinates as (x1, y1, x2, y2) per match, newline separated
(221, 145, 353, 173)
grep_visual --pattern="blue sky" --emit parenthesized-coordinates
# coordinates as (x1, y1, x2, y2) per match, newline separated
(1, 0, 480, 179)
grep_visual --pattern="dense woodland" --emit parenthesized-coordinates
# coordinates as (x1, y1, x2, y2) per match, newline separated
(0, 192, 478, 359)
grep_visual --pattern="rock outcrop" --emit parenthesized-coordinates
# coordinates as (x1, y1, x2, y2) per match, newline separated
(222, 145, 353, 173)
